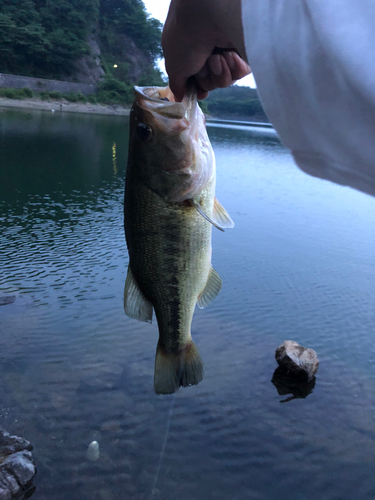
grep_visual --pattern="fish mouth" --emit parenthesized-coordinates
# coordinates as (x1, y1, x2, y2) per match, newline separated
(133, 84, 213, 202)
(134, 85, 198, 124)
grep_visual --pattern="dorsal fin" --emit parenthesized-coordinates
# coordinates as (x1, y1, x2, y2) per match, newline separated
(212, 197, 234, 228)
(197, 267, 222, 309)
(190, 198, 225, 232)
(124, 265, 153, 323)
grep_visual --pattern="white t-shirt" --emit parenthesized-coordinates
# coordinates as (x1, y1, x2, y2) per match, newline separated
(242, 0, 375, 197)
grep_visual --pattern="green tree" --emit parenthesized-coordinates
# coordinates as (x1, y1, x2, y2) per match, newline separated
(0, 1, 51, 74)
(35, 0, 99, 75)
(205, 86, 268, 120)
(0, 0, 162, 84)
(0, 0, 98, 77)
(100, 0, 162, 63)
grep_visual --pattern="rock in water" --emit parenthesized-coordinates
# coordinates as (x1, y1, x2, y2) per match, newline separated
(272, 366, 316, 402)
(86, 441, 100, 461)
(0, 428, 36, 500)
(275, 340, 319, 382)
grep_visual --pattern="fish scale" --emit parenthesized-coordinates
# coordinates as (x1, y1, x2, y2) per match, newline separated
(125, 173, 214, 352)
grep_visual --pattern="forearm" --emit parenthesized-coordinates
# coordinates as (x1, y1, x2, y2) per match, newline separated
(242, 0, 375, 196)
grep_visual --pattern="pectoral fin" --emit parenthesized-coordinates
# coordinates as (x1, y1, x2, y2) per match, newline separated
(190, 198, 225, 232)
(197, 267, 222, 309)
(124, 265, 153, 323)
(213, 197, 234, 228)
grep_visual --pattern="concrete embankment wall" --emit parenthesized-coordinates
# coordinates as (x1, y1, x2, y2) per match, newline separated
(0, 73, 97, 95)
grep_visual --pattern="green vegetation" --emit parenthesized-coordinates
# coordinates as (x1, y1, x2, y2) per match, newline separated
(0, 0, 98, 77)
(0, 87, 33, 99)
(137, 69, 165, 88)
(198, 100, 209, 115)
(40, 90, 61, 100)
(45, 90, 63, 100)
(0, 87, 88, 102)
(0, 82, 132, 106)
(96, 77, 131, 104)
(99, 0, 162, 66)
(205, 86, 268, 121)
(0, 0, 162, 84)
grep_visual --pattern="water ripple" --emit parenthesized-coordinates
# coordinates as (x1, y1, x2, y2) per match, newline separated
(1, 110, 375, 500)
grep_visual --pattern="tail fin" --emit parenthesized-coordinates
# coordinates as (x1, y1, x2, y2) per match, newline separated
(154, 341, 204, 395)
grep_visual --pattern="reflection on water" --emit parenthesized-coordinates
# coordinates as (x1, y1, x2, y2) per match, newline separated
(271, 367, 316, 403)
(1, 109, 375, 499)
(112, 142, 117, 176)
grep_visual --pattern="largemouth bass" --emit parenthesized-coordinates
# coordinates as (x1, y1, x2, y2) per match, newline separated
(124, 85, 234, 395)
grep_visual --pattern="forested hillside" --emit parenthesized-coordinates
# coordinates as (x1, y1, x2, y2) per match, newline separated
(205, 86, 268, 121)
(0, 0, 163, 85)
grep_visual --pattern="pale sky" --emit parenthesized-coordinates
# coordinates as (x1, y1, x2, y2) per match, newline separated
(142, 0, 256, 88)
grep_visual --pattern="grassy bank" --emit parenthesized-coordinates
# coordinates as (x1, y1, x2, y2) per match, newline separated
(0, 85, 130, 116)
(0, 96, 130, 116)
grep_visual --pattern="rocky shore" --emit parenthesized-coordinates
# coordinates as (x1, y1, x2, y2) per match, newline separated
(0, 428, 36, 500)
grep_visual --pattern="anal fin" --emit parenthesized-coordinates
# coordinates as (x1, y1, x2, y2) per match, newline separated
(124, 265, 153, 323)
(197, 267, 222, 309)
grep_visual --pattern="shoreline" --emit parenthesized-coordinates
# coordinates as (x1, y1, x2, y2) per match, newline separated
(0, 97, 270, 123)
(0, 97, 130, 116)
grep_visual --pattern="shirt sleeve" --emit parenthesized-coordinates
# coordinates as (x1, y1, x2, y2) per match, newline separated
(241, 0, 375, 197)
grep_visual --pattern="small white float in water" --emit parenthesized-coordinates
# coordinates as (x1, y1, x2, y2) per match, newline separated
(86, 440, 100, 461)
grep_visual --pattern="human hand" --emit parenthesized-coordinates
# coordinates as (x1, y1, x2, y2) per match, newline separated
(162, 0, 251, 101)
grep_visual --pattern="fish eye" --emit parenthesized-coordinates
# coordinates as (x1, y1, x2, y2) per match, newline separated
(137, 123, 152, 141)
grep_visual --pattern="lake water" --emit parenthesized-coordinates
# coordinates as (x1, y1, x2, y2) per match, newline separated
(1, 108, 375, 500)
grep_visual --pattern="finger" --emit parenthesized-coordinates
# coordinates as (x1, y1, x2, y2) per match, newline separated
(223, 51, 251, 81)
(208, 54, 233, 88)
(167, 51, 250, 101)
(165, 54, 214, 101)
(194, 63, 216, 94)
(196, 85, 208, 100)
(195, 74, 218, 94)
(167, 74, 187, 102)
(195, 54, 232, 93)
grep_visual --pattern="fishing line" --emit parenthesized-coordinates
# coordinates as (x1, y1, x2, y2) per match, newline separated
(150, 394, 176, 499)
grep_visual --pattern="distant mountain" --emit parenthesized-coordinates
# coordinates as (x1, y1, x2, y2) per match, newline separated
(205, 86, 269, 122)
